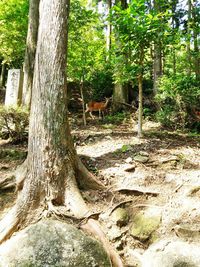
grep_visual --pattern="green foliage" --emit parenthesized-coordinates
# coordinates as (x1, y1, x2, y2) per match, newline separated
(68, 0, 106, 83)
(110, 0, 170, 83)
(0, 0, 28, 66)
(155, 75, 200, 129)
(0, 105, 29, 142)
(90, 69, 113, 100)
(105, 112, 128, 124)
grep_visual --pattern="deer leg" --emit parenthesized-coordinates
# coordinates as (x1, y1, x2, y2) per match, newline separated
(89, 111, 94, 119)
(102, 111, 105, 120)
(99, 110, 102, 120)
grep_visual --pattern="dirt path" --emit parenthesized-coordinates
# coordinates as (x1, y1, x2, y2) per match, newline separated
(0, 120, 200, 265)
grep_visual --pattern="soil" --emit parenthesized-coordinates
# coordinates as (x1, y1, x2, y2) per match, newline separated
(0, 116, 200, 266)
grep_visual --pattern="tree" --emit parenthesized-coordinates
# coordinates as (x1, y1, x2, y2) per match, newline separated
(112, 0, 129, 113)
(22, 0, 39, 107)
(0, 0, 28, 67)
(111, 0, 168, 137)
(0, 1, 123, 265)
(0, 0, 104, 243)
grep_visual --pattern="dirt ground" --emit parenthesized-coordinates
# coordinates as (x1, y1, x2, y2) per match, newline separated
(0, 117, 200, 266)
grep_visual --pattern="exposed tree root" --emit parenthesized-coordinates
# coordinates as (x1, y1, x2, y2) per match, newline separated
(81, 218, 124, 267)
(0, 159, 27, 191)
(0, 175, 15, 190)
(76, 157, 106, 190)
(65, 168, 90, 218)
(0, 206, 20, 244)
(0, 159, 123, 266)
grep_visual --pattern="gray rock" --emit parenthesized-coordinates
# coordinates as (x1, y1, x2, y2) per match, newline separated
(142, 239, 200, 267)
(174, 223, 200, 241)
(0, 219, 111, 267)
(133, 155, 149, 163)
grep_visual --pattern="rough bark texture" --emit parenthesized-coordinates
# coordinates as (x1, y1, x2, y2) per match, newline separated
(112, 83, 129, 112)
(0, 0, 103, 244)
(22, 0, 39, 107)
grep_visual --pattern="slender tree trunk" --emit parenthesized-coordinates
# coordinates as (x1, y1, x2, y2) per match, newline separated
(22, 0, 39, 107)
(153, 0, 163, 94)
(80, 80, 87, 126)
(192, 0, 200, 81)
(112, 0, 128, 112)
(171, 0, 178, 76)
(187, 0, 192, 76)
(137, 74, 143, 138)
(106, 0, 112, 61)
(0, 62, 7, 88)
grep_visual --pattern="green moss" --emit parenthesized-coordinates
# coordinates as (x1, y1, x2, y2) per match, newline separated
(130, 212, 161, 242)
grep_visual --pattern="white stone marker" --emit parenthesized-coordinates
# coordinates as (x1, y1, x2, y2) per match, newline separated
(5, 69, 23, 106)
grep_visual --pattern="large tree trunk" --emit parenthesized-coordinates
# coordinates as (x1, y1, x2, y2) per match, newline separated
(0, 0, 103, 244)
(22, 0, 39, 107)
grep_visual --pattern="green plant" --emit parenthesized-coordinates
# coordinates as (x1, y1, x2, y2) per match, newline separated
(155, 75, 200, 129)
(105, 112, 128, 124)
(0, 105, 29, 142)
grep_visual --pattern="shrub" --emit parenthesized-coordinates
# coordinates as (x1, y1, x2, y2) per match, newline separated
(155, 75, 200, 129)
(105, 112, 128, 124)
(0, 105, 29, 143)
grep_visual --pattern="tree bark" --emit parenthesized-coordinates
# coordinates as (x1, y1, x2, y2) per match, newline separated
(0, 0, 103, 243)
(137, 74, 143, 138)
(192, 0, 200, 81)
(153, 0, 163, 94)
(106, 0, 112, 62)
(187, 0, 192, 76)
(22, 0, 39, 107)
(112, 0, 129, 112)
(0, 62, 7, 88)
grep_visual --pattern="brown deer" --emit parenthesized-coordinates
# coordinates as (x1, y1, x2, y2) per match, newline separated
(85, 97, 111, 119)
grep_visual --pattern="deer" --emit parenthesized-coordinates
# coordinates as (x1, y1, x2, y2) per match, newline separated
(85, 97, 111, 120)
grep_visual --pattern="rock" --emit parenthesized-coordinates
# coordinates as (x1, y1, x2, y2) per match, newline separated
(111, 208, 129, 227)
(0, 219, 111, 267)
(139, 151, 149, 157)
(130, 209, 161, 242)
(133, 155, 149, 163)
(142, 239, 200, 267)
(174, 223, 200, 241)
(107, 225, 122, 241)
(125, 157, 133, 163)
(125, 248, 143, 267)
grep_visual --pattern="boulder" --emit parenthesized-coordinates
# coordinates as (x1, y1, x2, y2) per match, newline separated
(130, 209, 161, 242)
(111, 208, 129, 227)
(142, 239, 200, 267)
(0, 219, 111, 267)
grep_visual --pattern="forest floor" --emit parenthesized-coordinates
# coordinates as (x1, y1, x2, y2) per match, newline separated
(0, 115, 200, 266)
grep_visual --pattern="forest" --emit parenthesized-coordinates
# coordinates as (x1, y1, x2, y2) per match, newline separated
(0, 0, 200, 266)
